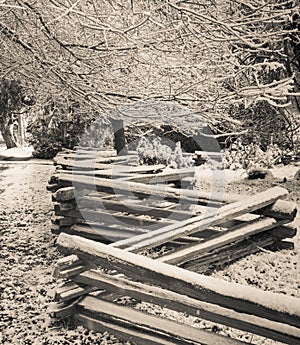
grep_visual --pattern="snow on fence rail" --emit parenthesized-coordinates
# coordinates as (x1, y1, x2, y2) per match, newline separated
(50, 233, 300, 345)
(47, 149, 299, 344)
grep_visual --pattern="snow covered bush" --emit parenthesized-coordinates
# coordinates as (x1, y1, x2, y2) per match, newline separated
(137, 137, 194, 169)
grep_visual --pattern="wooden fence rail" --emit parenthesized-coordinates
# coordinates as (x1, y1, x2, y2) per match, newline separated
(51, 233, 300, 345)
(48, 149, 299, 344)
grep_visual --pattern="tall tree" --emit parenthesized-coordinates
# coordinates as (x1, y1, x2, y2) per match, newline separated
(0, 0, 299, 147)
(0, 78, 26, 148)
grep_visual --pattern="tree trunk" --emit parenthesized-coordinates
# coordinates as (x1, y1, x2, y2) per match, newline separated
(0, 122, 18, 149)
(18, 114, 25, 147)
(109, 117, 127, 155)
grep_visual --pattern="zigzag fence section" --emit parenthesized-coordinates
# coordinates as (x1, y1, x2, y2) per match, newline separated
(47, 148, 299, 345)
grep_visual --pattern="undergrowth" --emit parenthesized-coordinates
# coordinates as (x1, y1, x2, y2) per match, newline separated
(136, 137, 194, 169)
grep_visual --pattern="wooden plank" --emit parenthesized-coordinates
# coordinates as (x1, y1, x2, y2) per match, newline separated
(72, 270, 300, 344)
(53, 281, 79, 296)
(182, 235, 276, 272)
(171, 235, 206, 244)
(57, 284, 99, 302)
(56, 149, 117, 157)
(56, 254, 81, 267)
(72, 147, 134, 153)
(120, 167, 195, 183)
(54, 154, 136, 165)
(55, 157, 164, 172)
(112, 187, 288, 252)
(55, 208, 175, 228)
(71, 223, 149, 236)
(53, 216, 80, 227)
(57, 172, 239, 205)
(193, 200, 297, 221)
(57, 206, 182, 223)
(204, 201, 297, 231)
(48, 290, 115, 319)
(55, 168, 143, 179)
(69, 223, 223, 247)
(72, 163, 164, 174)
(54, 187, 75, 201)
(69, 223, 144, 242)
(96, 291, 128, 303)
(268, 224, 297, 239)
(77, 296, 246, 345)
(56, 160, 136, 171)
(55, 152, 118, 161)
(47, 300, 77, 319)
(53, 279, 99, 302)
(75, 196, 194, 221)
(47, 183, 59, 192)
(54, 263, 87, 279)
(56, 233, 300, 328)
(74, 313, 187, 345)
(158, 217, 285, 266)
(218, 214, 259, 228)
(257, 200, 297, 220)
(68, 225, 110, 243)
(54, 202, 76, 213)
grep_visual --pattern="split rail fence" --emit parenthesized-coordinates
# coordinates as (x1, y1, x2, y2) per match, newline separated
(48, 148, 299, 344)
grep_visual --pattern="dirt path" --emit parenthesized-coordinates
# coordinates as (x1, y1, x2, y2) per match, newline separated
(0, 161, 125, 344)
(0, 161, 299, 345)
(0, 161, 58, 344)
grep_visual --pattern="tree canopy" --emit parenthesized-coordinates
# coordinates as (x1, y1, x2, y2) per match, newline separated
(0, 1, 299, 151)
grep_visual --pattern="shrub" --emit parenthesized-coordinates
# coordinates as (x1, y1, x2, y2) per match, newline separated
(137, 137, 194, 168)
(221, 140, 287, 170)
(29, 97, 97, 158)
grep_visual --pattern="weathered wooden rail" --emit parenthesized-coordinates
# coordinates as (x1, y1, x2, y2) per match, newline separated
(51, 233, 300, 345)
(48, 148, 299, 344)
